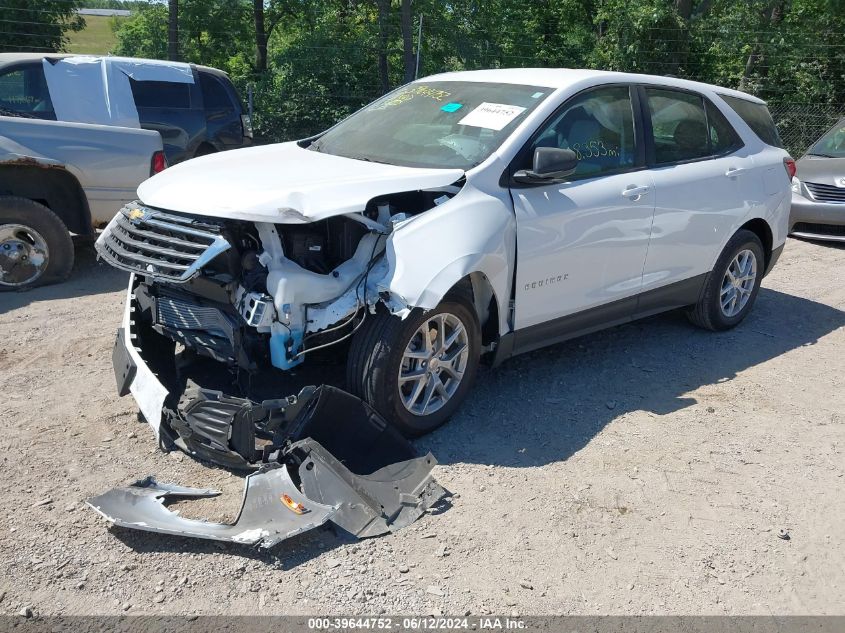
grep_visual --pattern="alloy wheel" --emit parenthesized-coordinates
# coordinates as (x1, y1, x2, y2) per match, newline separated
(398, 312, 470, 416)
(720, 248, 757, 318)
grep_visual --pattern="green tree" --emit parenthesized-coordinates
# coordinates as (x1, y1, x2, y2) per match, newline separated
(0, 0, 85, 53)
(114, 3, 169, 60)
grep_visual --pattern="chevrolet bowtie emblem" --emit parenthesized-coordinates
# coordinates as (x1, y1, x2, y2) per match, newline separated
(128, 208, 146, 222)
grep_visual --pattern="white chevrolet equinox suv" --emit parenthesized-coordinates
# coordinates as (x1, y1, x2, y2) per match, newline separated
(97, 69, 792, 442)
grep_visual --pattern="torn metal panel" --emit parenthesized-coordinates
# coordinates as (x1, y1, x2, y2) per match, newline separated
(86, 467, 337, 549)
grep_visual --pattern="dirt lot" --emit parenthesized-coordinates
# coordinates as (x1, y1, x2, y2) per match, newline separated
(1, 238, 843, 617)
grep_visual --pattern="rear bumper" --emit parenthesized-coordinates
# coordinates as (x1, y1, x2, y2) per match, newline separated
(789, 194, 845, 242)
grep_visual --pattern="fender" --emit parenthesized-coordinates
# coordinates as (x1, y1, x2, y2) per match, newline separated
(381, 184, 516, 337)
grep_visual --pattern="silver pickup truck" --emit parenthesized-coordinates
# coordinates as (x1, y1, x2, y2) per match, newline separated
(0, 115, 164, 290)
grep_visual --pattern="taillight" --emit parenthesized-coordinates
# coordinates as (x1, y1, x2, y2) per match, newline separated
(151, 151, 167, 175)
(783, 157, 797, 179)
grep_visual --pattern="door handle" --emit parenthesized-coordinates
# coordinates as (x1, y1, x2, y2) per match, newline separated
(622, 185, 650, 199)
(725, 167, 746, 178)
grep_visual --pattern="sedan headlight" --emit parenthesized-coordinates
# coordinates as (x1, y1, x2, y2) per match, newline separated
(791, 176, 801, 194)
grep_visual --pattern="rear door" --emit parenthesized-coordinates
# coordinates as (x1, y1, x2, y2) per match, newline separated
(639, 86, 757, 296)
(129, 74, 204, 164)
(509, 84, 655, 348)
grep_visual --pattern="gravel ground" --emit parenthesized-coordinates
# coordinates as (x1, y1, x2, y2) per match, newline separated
(1, 238, 843, 617)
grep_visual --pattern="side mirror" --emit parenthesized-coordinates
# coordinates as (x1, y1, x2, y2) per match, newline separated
(513, 147, 578, 184)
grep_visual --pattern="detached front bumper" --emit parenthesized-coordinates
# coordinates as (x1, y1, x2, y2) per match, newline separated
(112, 279, 170, 438)
(92, 278, 447, 547)
(790, 194, 845, 242)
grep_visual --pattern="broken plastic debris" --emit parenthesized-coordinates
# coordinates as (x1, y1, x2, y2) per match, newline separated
(86, 468, 335, 548)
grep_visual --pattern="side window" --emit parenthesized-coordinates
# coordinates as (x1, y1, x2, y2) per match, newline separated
(200, 73, 234, 111)
(129, 78, 191, 109)
(719, 94, 782, 148)
(646, 88, 709, 164)
(529, 85, 636, 178)
(0, 64, 55, 119)
(705, 100, 743, 155)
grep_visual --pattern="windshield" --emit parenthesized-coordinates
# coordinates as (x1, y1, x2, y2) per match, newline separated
(808, 118, 845, 158)
(309, 81, 552, 169)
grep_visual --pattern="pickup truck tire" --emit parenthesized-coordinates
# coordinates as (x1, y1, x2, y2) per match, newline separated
(687, 229, 765, 331)
(347, 295, 481, 437)
(0, 197, 74, 291)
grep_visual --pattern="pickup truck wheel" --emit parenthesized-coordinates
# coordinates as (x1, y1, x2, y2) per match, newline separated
(347, 296, 480, 437)
(687, 229, 765, 331)
(0, 197, 74, 291)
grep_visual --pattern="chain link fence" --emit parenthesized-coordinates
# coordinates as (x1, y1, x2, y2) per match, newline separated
(769, 103, 843, 157)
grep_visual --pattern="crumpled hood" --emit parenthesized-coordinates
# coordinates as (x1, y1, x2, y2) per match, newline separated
(137, 142, 464, 223)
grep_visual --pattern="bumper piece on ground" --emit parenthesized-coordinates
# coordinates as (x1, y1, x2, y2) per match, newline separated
(86, 467, 336, 548)
(86, 386, 447, 547)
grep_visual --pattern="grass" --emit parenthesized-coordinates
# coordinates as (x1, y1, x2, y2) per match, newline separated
(65, 15, 126, 55)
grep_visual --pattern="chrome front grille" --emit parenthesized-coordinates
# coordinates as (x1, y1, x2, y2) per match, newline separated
(95, 203, 231, 282)
(805, 181, 845, 204)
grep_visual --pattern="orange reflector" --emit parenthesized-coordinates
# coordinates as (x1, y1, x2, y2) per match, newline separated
(280, 494, 306, 514)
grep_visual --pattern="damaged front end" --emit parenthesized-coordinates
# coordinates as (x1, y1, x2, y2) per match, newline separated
(90, 195, 456, 545)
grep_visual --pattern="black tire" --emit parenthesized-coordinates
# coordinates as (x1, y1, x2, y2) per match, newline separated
(347, 293, 481, 437)
(687, 229, 765, 331)
(0, 196, 74, 291)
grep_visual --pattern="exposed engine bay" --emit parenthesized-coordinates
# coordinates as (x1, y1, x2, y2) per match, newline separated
(96, 187, 457, 376)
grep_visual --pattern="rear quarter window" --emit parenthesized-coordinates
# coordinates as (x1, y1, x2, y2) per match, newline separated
(129, 78, 191, 109)
(200, 73, 234, 111)
(720, 94, 782, 148)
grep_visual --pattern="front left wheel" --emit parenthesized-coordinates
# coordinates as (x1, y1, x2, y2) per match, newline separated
(347, 294, 481, 437)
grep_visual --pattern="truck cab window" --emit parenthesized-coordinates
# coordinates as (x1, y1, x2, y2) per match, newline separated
(0, 65, 55, 119)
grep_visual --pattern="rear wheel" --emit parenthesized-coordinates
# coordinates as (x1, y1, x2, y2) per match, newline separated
(0, 197, 74, 291)
(687, 229, 765, 331)
(347, 295, 480, 437)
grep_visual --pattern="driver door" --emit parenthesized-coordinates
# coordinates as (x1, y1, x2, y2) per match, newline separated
(509, 84, 656, 349)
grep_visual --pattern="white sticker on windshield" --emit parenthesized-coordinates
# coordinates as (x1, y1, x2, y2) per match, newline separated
(457, 102, 527, 131)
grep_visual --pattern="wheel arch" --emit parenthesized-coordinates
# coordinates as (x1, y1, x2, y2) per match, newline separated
(385, 251, 511, 345)
(449, 272, 501, 349)
(738, 217, 773, 269)
(0, 165, 91, 235)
